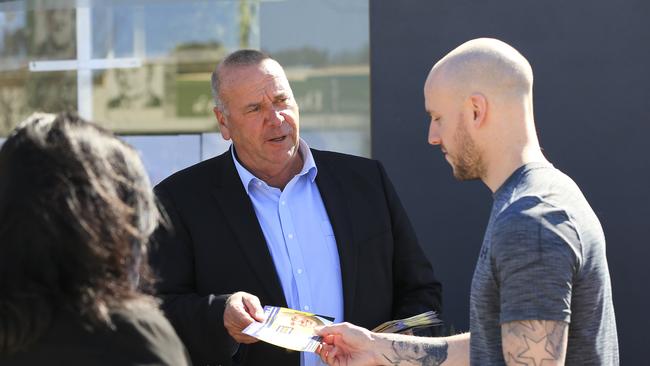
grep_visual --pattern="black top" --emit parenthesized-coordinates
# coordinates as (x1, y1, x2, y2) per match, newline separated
(1, 305, 191, 366)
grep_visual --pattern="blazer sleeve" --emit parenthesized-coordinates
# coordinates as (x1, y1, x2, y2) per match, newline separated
(377, 161, 443, 319)
(150, 185, 236, 366)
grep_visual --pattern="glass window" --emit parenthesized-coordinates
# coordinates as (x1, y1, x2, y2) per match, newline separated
(260, 0, 370, 156)
(0, 0, 369, 158)
(0, 0, 259, 135)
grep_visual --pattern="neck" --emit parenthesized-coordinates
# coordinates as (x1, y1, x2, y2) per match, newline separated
(265, 152, 304, 190)
(480, 108, 549, 192)
(236, 147, 304, 190)
(482, 136, 547, 193)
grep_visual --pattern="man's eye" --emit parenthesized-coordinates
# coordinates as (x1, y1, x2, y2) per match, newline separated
(247, 106, 260, 113)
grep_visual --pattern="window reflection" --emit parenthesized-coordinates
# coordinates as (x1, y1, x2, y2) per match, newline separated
(0, 0, 370, 157)
(0, 1, 252, 135)
(260, 0, 370, 156)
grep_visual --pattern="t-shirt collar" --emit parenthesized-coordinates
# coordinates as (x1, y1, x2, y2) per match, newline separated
(493, 161, 553, 200)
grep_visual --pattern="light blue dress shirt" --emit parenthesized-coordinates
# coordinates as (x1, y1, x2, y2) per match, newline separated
(232, 139, 344, 366)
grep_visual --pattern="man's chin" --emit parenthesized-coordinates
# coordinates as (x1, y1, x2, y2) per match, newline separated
(452, 167, 480, 181)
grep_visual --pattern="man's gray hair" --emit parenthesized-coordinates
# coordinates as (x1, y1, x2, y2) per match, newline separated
(210, 49, 272, 114)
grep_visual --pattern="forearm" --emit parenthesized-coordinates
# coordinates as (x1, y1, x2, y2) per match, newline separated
(372, 332, 469, 366)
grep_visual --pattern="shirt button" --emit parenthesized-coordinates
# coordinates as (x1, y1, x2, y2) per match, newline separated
(303, 305, 310, 311)
(288, 233, 293, 239)
(281, 200, 286, 205)
(297, 268, 303, 274)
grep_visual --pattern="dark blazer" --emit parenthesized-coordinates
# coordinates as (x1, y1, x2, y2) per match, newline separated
(151, 148, 442, 366)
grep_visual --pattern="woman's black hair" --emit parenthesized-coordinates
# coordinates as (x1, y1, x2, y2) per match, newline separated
(0, 112, 159, 353)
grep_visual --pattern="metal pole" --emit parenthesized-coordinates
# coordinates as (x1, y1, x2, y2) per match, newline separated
(76, 0, 92, 119)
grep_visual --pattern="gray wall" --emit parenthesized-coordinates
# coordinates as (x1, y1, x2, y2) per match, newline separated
(370, 1, 650, 363)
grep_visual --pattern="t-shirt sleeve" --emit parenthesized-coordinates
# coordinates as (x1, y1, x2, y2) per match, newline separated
(490, 197, 582, 325)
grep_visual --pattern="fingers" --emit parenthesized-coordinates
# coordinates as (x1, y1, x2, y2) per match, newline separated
(223, 292, 264, 344)
(327, 348, 342, 366)
(321, 334, 337, 345)
(318, 322, 378, 365)
(318, 322, 355, 338)
(317, 343, 341, 366)
(230, 332, 259, 344)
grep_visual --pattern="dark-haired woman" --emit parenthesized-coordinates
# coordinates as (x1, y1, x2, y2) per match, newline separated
(0, 113, 190, 365)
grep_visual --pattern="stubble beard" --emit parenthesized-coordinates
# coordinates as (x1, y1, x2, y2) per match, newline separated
(451, 119, 486, 181)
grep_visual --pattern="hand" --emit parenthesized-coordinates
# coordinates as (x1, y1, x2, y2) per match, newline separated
(223, 291, 266, 344)
(317, 323, 381, 366)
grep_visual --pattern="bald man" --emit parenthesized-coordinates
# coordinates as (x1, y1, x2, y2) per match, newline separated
(317, 38, 619, 366)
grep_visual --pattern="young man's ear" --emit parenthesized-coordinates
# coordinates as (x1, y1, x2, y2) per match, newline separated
(214, 106, 231, 140)
(469, 93, 488, 128)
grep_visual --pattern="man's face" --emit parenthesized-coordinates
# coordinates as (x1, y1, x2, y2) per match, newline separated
(215, 60, 300, 175)
(47, 9, 74, 47)
(424, 73, 484, 181)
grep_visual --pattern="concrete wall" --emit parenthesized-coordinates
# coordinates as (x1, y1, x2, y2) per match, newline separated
(370, 1, 650, 363)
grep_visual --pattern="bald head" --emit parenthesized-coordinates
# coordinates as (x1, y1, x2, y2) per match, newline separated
(424, 38, 546, 192)
(426, 38, 533, 101)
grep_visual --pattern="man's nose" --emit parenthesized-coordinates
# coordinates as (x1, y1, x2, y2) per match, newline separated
(428, 122, 441, 145)
(267, 107, 284, 126)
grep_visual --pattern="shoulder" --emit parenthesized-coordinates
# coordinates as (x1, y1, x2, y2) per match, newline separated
(490, 196, 581, 263)
(311, 149, 388, 183)
(493, 196, 572, 234)
(312, 148, 380, 169)
(110, 305, 189, 365)
(112, 303, 173, 331)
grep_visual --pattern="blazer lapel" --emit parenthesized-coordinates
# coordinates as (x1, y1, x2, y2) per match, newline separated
(313, 151, 358, 320)
(210, 152, 287, 308)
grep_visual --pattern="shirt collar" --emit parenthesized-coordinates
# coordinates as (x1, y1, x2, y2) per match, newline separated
(231, 138, 318, 194)
(298, 139, 318, 183)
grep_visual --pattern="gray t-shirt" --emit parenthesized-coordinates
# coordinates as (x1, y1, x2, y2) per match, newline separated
(469, 162, 619, 365)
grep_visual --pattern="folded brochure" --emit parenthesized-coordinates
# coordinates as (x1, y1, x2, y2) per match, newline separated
(243, 306, 334, 352)
(372, 310, 442, 334)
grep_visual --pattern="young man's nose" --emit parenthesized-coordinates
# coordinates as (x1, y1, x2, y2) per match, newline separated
(428, 122, 441, 145)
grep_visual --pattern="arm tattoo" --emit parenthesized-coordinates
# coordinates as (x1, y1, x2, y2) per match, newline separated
(502, 320, 568, 366)
(381, 338, 448, 366)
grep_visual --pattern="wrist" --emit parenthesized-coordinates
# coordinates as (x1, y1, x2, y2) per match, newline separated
(370, 332, 392, 365)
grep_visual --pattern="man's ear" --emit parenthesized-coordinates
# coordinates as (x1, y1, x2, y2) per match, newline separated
(213, 106, 231, 140)
(469, 93, 488, 128)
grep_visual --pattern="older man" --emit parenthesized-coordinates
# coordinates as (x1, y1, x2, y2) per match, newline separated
(317, 38, 619, 366)
(151, 50, 442, 366)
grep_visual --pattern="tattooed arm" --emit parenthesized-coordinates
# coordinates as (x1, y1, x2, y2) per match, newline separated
(501, 320, 568, 366)
(317, 322, 469, 366)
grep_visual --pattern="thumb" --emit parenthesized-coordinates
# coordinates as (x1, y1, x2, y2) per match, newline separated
(242, 294, 265, 322)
